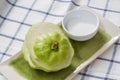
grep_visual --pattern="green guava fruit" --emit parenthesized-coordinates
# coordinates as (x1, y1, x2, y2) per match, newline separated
(22, 22, 74, 72)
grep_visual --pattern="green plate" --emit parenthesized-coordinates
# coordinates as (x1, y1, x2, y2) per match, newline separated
(9, 24, 110, 80)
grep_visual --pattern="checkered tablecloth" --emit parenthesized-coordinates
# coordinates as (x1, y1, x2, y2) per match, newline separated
(0, 0, 120, 80)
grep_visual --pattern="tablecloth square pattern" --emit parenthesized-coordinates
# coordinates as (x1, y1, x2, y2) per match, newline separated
(49, 1, 70, 15)
(105, 12, 120, 26)
(15, 0, 35, 8)
(7, 0, 16, 4)
(80, 0, 89, 5)
(74, 75, 83, 80)
(114, 44, 120, 61)
(99, 45, 115, 60)
(0, 0, 12, 17)
(75, 69, 107, 80)
(1, 55, 10, 63)
(107, 0, 120, 12)
(90, 8, 104, 16)
(89, 0, 108, 9)
(45, 15, 63, 23)
(83, 76, 102, 80)
(0, 20, 20, 37)
(0, 18, 3, 25)
(6, 40, 23, 56)
(80, 74, 104, 80)
(86, 71, 107, 79)
(0, 36, 11, 52)
(6, 7, 28, 22)
(15, 25, 30, 40)
(111, 63, 120, 76)
(87, 59, 110, 74)
(32, 0, 53, 12)
(10, 37, 23, 49)
(24, 11, 46, 25)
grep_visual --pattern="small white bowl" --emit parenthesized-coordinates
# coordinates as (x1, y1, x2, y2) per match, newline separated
(62, 8, 100, 41)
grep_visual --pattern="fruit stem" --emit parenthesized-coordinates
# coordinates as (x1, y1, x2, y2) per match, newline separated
(51, 41, 59, 50)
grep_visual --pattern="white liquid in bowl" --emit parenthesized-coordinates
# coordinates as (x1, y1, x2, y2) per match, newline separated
(67, 22, 96, 36)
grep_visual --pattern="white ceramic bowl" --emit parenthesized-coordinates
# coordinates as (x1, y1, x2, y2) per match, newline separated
(62, 8, 100, 41)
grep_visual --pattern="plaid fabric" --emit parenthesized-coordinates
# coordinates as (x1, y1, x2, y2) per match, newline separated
(0, 0, 120, 80)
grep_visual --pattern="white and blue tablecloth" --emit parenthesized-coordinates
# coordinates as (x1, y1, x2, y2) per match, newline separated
(0, 0, 120, 80)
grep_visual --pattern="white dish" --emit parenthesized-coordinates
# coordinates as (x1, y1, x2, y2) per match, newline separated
(62, 8, 99, 41)
(0, 7, 120, 80)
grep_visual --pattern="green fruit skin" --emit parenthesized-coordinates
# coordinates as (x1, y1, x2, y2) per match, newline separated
(34, 32, 70, 66)
(22, 22, 74, 72)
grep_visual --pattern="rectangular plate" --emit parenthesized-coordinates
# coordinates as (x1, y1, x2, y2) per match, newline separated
(0, 7, 120, 80)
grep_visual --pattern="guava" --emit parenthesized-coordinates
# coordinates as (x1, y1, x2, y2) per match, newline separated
(22, 22, 74, 72)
